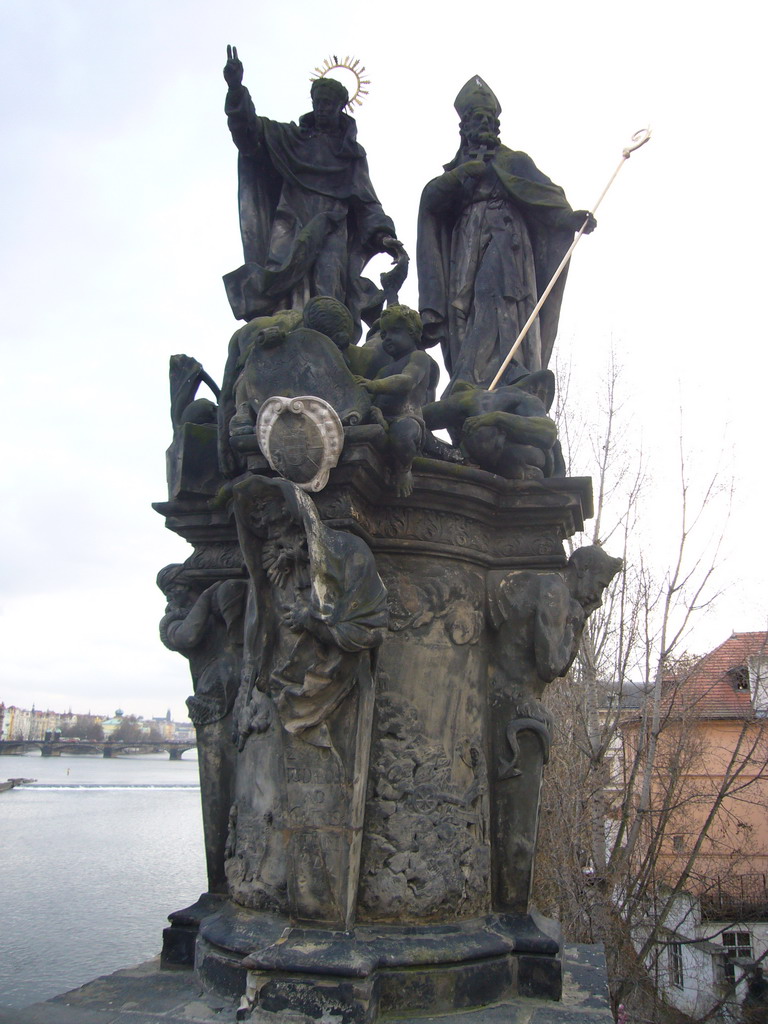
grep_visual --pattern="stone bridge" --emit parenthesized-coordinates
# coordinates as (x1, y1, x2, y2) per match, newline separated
(0, 739, 197, 760)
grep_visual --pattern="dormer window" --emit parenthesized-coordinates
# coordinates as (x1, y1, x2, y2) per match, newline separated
(727, 666, 749, 690)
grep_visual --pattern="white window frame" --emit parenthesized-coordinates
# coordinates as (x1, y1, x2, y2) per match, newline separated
(668, 941, 684, 989)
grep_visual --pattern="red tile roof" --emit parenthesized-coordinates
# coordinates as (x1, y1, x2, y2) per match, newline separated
(667, 632, 768, 718)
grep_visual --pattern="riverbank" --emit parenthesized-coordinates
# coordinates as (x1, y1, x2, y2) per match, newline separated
(0, 947, 614, 1024)
(0, 778, 35, 792)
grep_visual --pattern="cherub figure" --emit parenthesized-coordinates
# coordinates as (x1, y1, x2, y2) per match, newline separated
(354, 305, 439, 497)
(423, 379, 561, 480)
(303, 295, 392, 382)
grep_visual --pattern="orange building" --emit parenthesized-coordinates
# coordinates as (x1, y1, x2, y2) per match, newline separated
(654, 632, 768, 887)
(620, 632, 768, 1018)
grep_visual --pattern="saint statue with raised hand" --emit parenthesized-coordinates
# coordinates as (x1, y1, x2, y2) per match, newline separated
(417, 76, 595, 394)
(223, 46, 405, 334)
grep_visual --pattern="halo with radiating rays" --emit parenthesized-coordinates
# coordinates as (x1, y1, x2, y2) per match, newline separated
(310, 56, 370, 113)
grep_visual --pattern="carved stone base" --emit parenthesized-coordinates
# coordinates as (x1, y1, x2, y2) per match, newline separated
(195, 903, 562, 1018)
(156, 448, 593, 1018)
(161, 891, 228, 967)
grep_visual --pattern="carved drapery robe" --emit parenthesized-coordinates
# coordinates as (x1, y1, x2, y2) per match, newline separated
(224, 87, 395, 328)
(227, 476, 387, 920)
(417, 146, 576, 389)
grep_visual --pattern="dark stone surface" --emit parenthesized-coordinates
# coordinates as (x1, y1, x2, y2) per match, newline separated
(353, 304, 440, 496)
(195, 938, 249, 1003)
(165, 355, 223, 502)
(166, 422, 223, 502)
(162, 892, 228, 967)
(161, 920, 198, 967)
(423, 379, 563, 480)
(233, 319, 371, 430)
(198, 908, 559, 968)
(378, 956, 516, 1015)
(195, 904, 566, 1014)
(257, 973, 379, 1024)
(486, 548, 622, 914)
(0, 946, 612, 1023)
(217, 300, 440, 496)
(518, 954, 563, 1001)
(157, 443, 593, 566)
(559, 945, 612, 1012)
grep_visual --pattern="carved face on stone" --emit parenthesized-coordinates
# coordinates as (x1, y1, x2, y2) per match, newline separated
(571, 571, 608, 615)
(311, 91, 344, 134)
(156, 564, 200, 614)
(567, 547, 623, 615)
(163, 580, 198, 614)
(380, 305, 422, 358)
(381, 322, 416, 360)
(462, 108, 500, 151)
(310, 78, 348, 127)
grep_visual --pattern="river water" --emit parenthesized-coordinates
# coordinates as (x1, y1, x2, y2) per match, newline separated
(0, 751, 206, 1009)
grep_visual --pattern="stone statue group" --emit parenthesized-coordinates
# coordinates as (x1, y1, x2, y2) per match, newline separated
(153, 49, 621, 1020)
(217, 49, 597, 494)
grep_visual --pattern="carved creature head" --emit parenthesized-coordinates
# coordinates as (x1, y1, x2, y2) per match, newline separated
(310, 77, 348, 131)
(303, 296, 355, 351)
(566, 546, 623, 614)
(380, 304, 422, 358)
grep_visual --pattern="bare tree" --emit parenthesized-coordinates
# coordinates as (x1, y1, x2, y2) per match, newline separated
(112, 715, 144, 743)
(534, 356, 767, 1022)
(59, 714, 104, 741)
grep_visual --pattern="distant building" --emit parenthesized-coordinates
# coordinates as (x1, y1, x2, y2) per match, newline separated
(100, 715, 124, 738)
(618, 632, 768, 1019)
(173, 720, 196, 743)
(1, 705, 70, 741)
(152, 716, 175, 741)
(0, 702, 196, 749)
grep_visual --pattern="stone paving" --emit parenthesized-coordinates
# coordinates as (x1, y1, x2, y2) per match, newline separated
(0, 946, 614, 1024)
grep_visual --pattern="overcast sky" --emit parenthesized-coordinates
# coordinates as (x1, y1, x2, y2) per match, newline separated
(1, 0, 765, 720)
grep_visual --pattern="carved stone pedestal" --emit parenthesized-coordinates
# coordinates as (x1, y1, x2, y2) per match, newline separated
(156, 447, 595, 1021)
(196, 905, 563, 1021)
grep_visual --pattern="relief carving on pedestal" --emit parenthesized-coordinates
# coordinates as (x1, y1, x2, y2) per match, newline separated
(358, 690, 490, 920)
(496, 696, 552, 780)
(377, 561, 484, 645)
